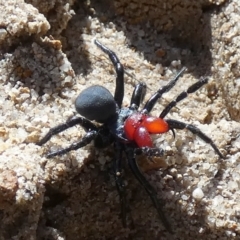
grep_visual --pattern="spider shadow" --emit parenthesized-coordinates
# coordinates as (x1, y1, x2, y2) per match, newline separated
(39, 153, 227, 239)
(38, 149, 182, 239)
(38, 139, 229, 240)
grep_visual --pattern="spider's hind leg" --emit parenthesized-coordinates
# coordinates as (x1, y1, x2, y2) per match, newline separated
(37, 117, 98, 146)
(44, 130, 97, 158)
(37, 117, 98, 158)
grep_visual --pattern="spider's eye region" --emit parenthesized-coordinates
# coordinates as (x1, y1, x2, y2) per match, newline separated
(124, 113, 169, 147)
(75, 85, 117, 122)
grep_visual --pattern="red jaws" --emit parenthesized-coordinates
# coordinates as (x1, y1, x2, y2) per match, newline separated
(134, 126, 153, 147)
(142, 116, 169, 134)
(124, 113, 143, 140)
(124, 113, 169, 147)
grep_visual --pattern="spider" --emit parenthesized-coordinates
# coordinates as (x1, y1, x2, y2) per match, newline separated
(38, 39, 224, 233)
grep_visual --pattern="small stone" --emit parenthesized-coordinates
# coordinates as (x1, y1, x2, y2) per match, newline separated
(192, 187, 204, 200)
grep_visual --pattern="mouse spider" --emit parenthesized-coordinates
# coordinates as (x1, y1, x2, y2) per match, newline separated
(38, 39, 223, 232)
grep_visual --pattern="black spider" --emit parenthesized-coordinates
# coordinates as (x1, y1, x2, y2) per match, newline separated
(38, 40, 223, 232)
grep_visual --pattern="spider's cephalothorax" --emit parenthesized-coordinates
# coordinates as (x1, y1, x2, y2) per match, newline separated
(38, 40, 224, 233)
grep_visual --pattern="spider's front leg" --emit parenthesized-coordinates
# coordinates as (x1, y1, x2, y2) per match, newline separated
(130, 82, 147, 110)
(125, 146, 172, 233)
(143, 67, 186, 113)
(94, 39, 124, 108)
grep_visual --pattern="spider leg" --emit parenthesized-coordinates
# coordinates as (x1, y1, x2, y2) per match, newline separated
(166, 119, 224, 158)
(45, 130, 98, 158)
(130, 82, 147, 110)
(94, 39, 124, 108)
(37, 117, 98, 146)
(125, 147, 172, 233)
(143, 67, 186, 113)
(160, 77, 208, 119)
(114, 143, 128, 227)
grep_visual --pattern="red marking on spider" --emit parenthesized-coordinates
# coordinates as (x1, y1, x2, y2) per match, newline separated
(124, 113, 169, 147)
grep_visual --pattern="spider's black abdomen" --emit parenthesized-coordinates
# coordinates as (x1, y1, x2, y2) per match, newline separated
(75, 85, 117, 123)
